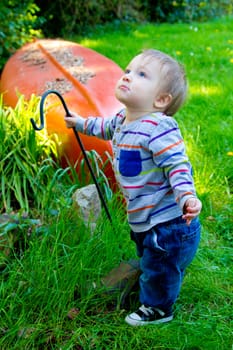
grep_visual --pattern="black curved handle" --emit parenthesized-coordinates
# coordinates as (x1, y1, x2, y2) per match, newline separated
(31, 90, 112, 224)
(30, 90, 71, 130)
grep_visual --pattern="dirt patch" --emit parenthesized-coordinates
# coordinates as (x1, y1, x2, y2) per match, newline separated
(20, 42, 95, 95)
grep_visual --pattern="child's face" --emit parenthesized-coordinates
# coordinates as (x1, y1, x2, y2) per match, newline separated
(115, 53, 163, 114)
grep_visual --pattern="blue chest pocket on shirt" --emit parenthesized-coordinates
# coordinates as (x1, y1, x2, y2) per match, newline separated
(119, 150, 142, 177)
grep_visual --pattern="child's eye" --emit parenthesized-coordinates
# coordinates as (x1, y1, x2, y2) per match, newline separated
(125, 69, 130, 74)
(139, 71, 146, 77)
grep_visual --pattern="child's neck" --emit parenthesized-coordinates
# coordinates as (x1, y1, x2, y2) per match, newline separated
(124, 107, 158, 124)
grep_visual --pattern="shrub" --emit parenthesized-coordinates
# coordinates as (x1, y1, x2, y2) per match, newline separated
(0, 0, 43, 70)
(142, 0, 233, 23)
(35, 0, 233, 38)
(35, 0, 142, 37)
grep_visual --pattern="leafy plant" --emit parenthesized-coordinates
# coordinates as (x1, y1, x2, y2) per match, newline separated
(0, 94, 59, 212)
(0, 0, 43, 70)
(142, 0, 233, 23)
(0, 93, 113, 215)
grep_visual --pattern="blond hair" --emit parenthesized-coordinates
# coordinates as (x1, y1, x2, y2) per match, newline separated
(141, 49, 187, 116)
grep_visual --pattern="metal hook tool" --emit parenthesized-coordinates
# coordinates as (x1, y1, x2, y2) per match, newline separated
(30, 90, 112, 224)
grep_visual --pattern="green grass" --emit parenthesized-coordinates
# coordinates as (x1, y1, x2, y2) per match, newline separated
(0, 16, 233, 349)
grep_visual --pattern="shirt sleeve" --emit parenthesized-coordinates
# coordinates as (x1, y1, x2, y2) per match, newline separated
(75, 114, 119, 140)
(149, 117, 197, 211)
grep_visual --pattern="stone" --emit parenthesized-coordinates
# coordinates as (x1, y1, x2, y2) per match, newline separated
(72, 184, 101, 230)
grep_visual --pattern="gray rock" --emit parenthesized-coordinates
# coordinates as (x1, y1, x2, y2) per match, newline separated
(72, 184, 101, 230)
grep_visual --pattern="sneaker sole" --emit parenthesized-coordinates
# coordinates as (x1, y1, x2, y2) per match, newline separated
(125, 314, 173, 326)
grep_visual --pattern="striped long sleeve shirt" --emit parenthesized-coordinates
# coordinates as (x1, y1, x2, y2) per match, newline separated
(75, 109, 197, 233)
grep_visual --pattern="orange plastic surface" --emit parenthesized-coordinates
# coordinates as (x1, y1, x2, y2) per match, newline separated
(0, 39, 124, 187)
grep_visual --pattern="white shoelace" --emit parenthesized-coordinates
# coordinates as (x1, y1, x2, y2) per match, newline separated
(139, 305, 165, 317)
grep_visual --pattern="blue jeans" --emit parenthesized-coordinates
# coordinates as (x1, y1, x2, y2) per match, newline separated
(130, 216, 201, 313)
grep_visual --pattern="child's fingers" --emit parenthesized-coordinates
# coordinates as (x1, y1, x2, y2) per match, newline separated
(182, 198, 202, 225)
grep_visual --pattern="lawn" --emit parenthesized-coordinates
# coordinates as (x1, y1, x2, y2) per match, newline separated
(0, 16, 232, 349)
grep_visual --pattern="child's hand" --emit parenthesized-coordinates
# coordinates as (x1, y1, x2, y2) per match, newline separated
(64, 112, 82, 128)
(182, 197, 202, 225)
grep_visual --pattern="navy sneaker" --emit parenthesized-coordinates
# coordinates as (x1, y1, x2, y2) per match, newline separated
(125, 304, 173, 326)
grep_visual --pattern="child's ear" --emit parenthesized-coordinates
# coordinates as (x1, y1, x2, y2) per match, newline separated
(154, 93, 172, 109)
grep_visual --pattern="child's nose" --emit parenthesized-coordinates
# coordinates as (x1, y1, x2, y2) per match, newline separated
(123, 74, 131, 82)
